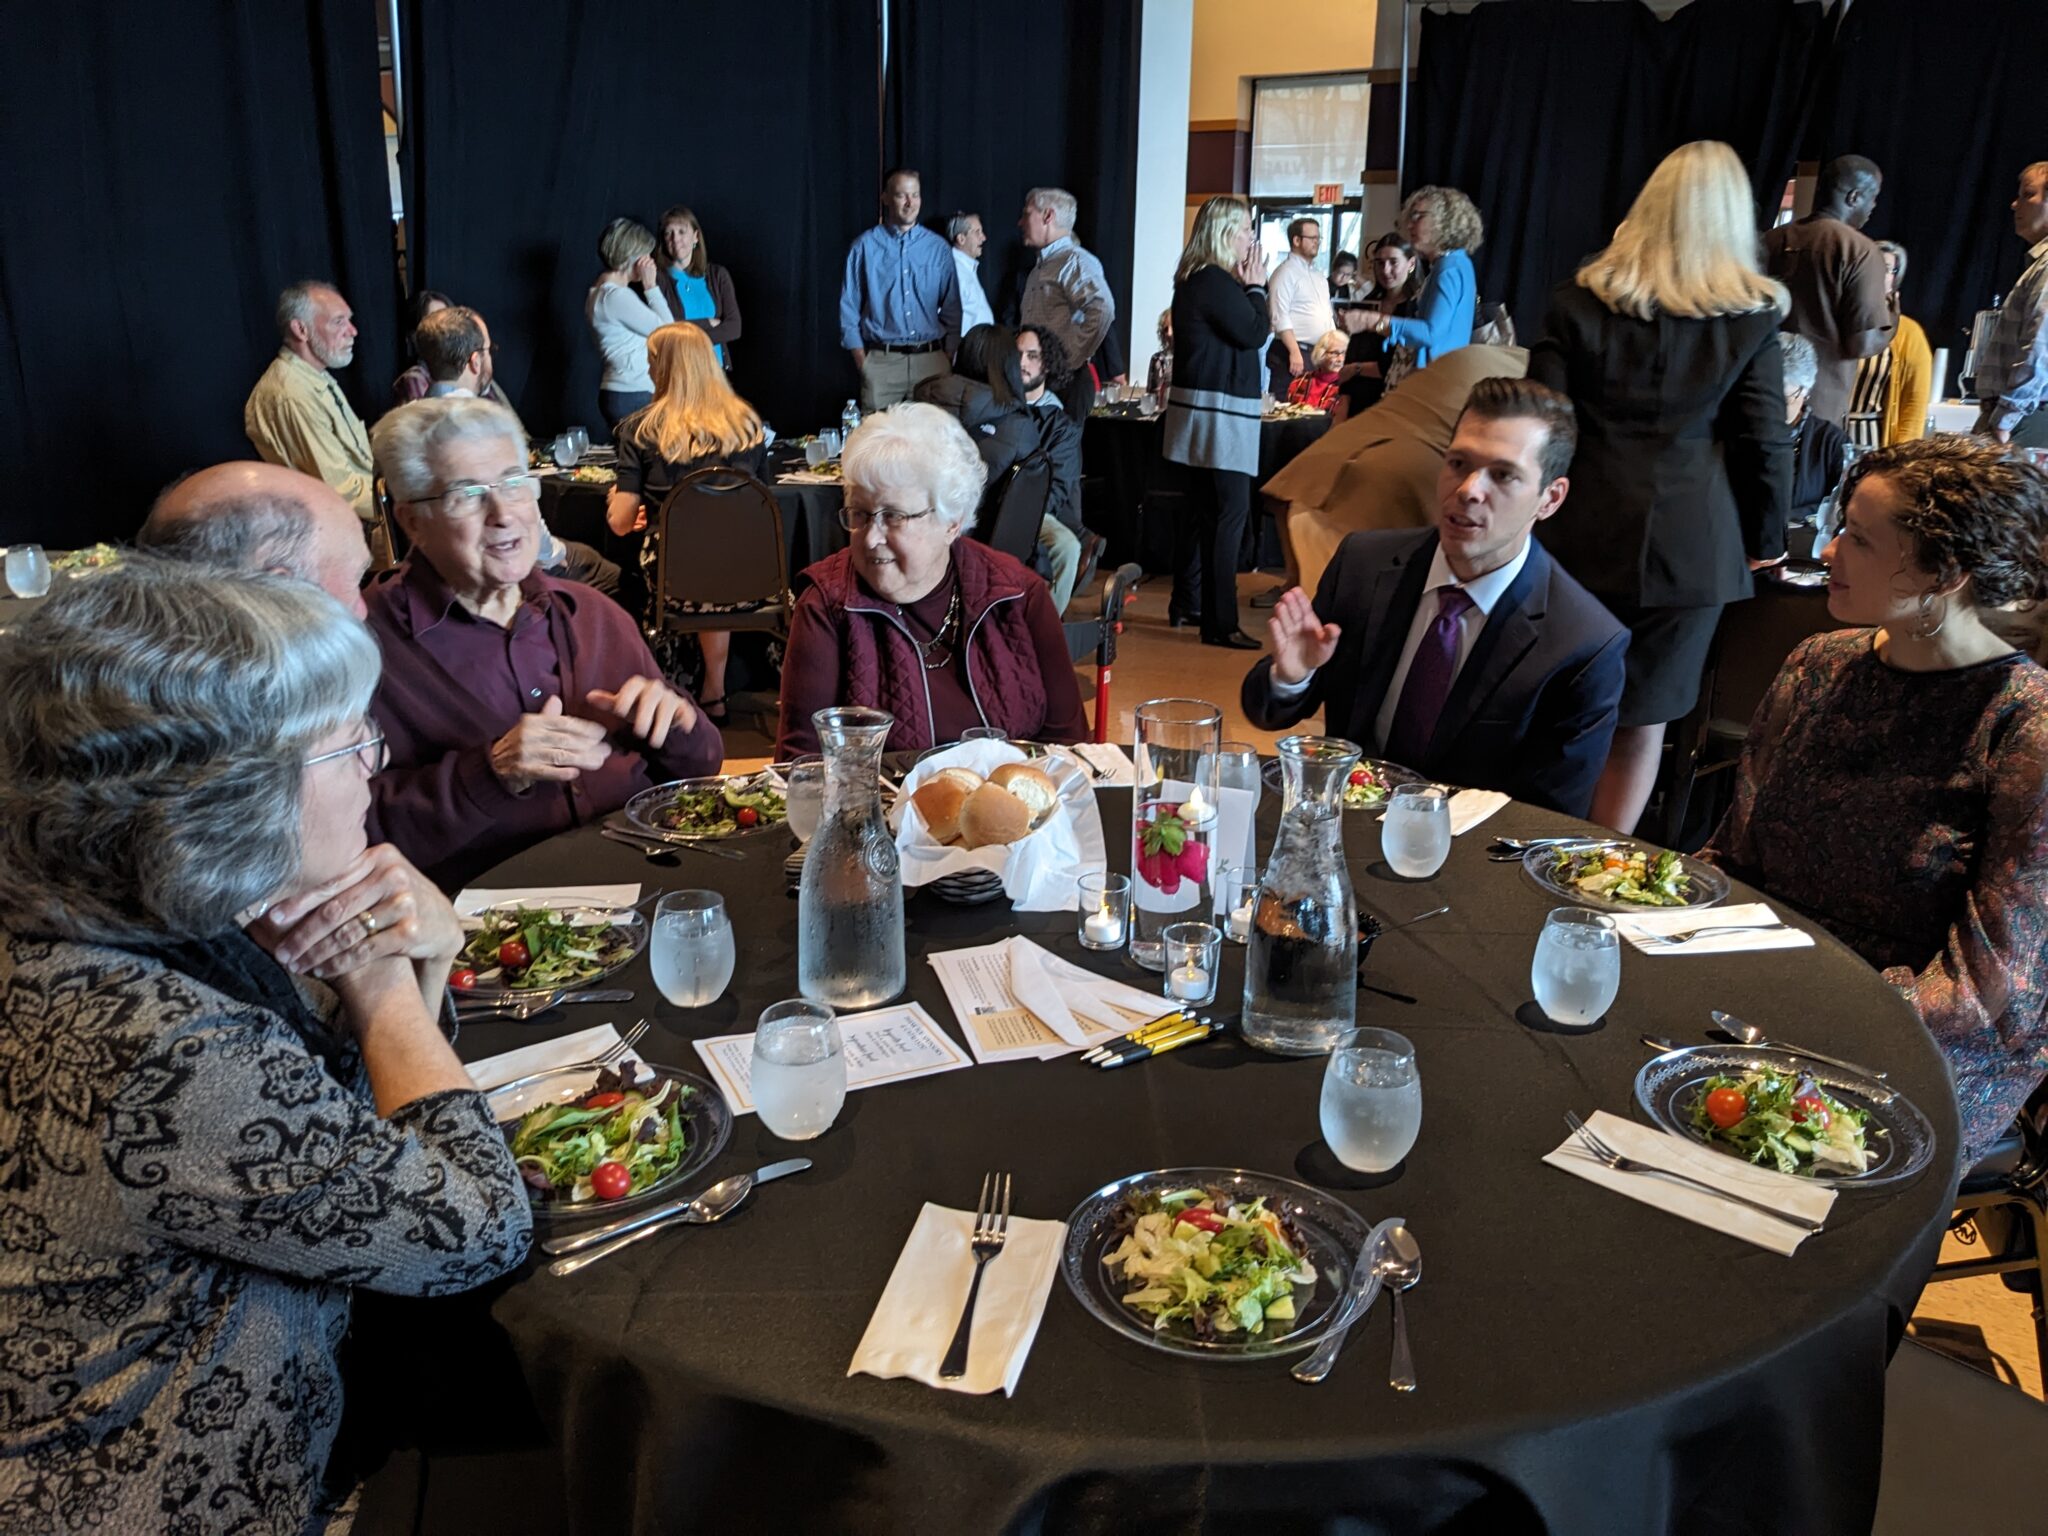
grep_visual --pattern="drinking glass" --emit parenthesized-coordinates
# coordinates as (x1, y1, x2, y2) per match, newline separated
(1078, 871, 1130, 951)
(752, 999, 845, 1140)
(959, 725, 1006, 743)
(4, 545, 50, 599)
(1320, 1027, 1421, 1172)
(1221, 863, 1258, 944)
(804, 438, 830, 470)
(820, 428, 843, 458)
(783, 761, 825, 844)
(1530, 908, 1621, 1027)
(1201, 741, 1263, 819)
(1381, 783, 1451, 879)
(550, 434, 577, 469)
(649, 891, 735, 1007)
(567, 426, 590, 459)
(1161, 922, 1221, 1007)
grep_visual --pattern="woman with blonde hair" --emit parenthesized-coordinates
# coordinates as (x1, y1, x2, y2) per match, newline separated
(1162, 194, 1270, 647)
(606, 322, 769, 719)
(1530, 139, 1792, 832)
(586, 216, 675, 430)
(1356, 187, 1483, 375)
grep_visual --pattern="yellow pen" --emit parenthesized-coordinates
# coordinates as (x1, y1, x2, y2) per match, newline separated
(1079, 1008, 1190, 1064)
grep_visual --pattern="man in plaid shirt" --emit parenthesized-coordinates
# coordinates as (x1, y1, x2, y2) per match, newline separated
(1975, 161, 2048, 446)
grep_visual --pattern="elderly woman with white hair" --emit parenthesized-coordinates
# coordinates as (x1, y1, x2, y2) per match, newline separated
(0, 559, 531, 1531)
(774, 402, 1089, 757)
(366, 396, 722, 889)
(1783, 331, 1850, 526)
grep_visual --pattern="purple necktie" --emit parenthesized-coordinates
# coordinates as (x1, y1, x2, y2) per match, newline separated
(1384, 585, 1474, 767)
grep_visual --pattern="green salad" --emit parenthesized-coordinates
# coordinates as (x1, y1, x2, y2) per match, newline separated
(648, 778, 787, 837)
(1102, 1187, 1318, 1341)
(1686, 1067, 1871, 1177)
(510, 1063, 691, 1204)
(457, 906, 637, 991)
(1552, 844, 1691, 906)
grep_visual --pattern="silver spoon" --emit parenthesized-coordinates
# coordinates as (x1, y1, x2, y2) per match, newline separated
(1378, 1225, 1422, 1392)
(1709, 1010, 1893, 1096)
(548, 1171, 757, 1278)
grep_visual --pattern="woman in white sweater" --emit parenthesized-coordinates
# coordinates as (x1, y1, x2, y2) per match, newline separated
(586, 216, 676, 431)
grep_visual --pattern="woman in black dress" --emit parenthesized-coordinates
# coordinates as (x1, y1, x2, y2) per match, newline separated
(1529, 140, 1791, 832)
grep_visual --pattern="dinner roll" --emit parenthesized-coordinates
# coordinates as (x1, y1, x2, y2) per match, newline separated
(989, 763, 1058, 823)
(933, 766, 984, 795)
(911, 776, 973, 844)
(959, 781, 1032, 848)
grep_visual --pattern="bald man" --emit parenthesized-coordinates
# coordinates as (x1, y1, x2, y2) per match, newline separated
(138, 461, 372, 618)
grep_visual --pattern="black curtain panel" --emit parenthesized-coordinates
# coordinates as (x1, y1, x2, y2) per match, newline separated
(882, 0, 1141, 369)
(400, 0, 878, 445)
(0, 0, 399, 546)
(1407, 0, 1829, 336)
(1808, 0, 2044, 365)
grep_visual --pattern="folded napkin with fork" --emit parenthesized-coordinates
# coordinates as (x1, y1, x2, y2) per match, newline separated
(1612, 902, 1816, 957)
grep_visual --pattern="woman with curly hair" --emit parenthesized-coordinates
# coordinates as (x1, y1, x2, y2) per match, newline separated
(1354, 187, 1482, 374)
(1700, 436, 2048, 1163)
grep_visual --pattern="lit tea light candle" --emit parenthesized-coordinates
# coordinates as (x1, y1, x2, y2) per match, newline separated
(1181, 783, 1213, 826)
(1227, 900, 1253, 942)
(1084, 906, 1124, 946)
(1168, 963, 1211, 1001)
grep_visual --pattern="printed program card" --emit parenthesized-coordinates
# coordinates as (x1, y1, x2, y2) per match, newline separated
(691, 1002, 971, 1116)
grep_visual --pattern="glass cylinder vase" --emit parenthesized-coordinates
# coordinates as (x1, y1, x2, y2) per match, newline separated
(1130, 698, 1222, 971)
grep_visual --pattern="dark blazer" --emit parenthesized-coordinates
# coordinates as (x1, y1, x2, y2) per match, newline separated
(1528, 281, 1791, 608)
(1241, 529, 1628, 817)
(655, 262, 742, 367)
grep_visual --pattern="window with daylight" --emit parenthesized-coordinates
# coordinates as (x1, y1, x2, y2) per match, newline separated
(1249, 72, 1370, 200)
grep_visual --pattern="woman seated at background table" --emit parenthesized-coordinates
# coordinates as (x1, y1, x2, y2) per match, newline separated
(1699, 436, 2048, 1163)
(0, 558, 531, 1531)
(605, 322, 768, 721)
(1288, 330, 1350, 417)
(392, 286, 454, 404)
(1782, 332, 1849, 528)
(774, 402, 1088, 758)
(365, 396, 722, 890)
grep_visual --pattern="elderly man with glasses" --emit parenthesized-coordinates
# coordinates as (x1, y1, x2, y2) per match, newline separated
(364, 396, 722, 889)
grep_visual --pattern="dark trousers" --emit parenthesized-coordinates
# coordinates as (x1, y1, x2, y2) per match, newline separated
(1173, 467, 1252, 640)
(1266, 339, 1297, 400)
(598, 388, 652, 434)
(1054, 366, 1096, 431)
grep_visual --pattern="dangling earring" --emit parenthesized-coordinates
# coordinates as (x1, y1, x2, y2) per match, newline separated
(1912, 591, 1947, 640)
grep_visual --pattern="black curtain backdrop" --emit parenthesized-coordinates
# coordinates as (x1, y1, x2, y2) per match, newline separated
(883, 0, 1141, 369)
(1407, 0, 1827, 339)
(1808, 0, 2046, 367)
(0, 0, 399, 546)
(400, 0, 878, 444)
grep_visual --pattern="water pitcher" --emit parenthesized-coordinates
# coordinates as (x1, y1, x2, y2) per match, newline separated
(1241, 734, 1360, 1055)
(797, 707, 904, 1007)
(1130, 698, 1222, 970)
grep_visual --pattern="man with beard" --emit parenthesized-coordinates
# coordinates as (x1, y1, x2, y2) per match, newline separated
(1014, 324, 1088, 610)
(245, 280, 387, 561)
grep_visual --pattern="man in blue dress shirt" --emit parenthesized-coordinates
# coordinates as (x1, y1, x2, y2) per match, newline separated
(840, 168, 961, 411)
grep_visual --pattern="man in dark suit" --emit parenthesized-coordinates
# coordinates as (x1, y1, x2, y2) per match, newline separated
(1242, 377, 1626, 817)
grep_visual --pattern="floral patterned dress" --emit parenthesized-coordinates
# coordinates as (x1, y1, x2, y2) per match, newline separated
(1700, 629, 2048, 1163)
(0, 933, 533, 1534)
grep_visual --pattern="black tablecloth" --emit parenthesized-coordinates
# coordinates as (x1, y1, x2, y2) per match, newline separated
(1081, 411, 1332, 573)
(458, 792, 1959, 1536)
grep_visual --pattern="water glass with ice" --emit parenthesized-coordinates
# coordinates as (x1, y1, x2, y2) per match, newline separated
(3, 546, 50, 599)
(1530, 908, 1620, 1027)
(783, 760, 825, 844)
(1381, 783, 1451, 879)
(1320, 1027, 1421, 1172)
(804, 438, 830, 470)
(649, 891, 735, 1007)
(752, 1000, 846, 1140)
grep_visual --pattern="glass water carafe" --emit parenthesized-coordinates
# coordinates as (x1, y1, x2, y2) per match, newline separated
(797, 707, 904, 1007)
(1241, 735, 1360, 1055)
(1130, 698, 1223, 970)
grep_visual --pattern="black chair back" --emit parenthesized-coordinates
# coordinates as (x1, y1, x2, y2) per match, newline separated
(651, 466, 791, 636)
(976, 451, 1052, 566)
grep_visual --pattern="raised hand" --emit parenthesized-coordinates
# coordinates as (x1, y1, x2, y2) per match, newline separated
(490, 695, 611, 792)
(1267, 587, 1342, 685)
(588, 675, 699, 750)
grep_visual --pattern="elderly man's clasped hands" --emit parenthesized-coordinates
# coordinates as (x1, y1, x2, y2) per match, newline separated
(491, 681, 700, 794)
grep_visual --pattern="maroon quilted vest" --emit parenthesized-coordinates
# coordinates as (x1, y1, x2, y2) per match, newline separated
(797, 542, 1049, 752)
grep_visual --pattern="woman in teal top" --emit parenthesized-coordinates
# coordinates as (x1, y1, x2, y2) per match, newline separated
(657, 205, 743, 371)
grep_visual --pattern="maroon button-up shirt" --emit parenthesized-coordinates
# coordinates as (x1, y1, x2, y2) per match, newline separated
(365, 559, 723, 889)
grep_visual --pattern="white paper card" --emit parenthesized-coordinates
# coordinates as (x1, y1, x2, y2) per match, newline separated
(930, 941, 1160, 1062)
(691, 1003, 970, 1116)
(1613, 901, 1816, 957)
(452, 884, 640, 917)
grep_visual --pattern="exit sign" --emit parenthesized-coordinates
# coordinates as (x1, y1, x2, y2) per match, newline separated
(1313, 183, 1344, 205)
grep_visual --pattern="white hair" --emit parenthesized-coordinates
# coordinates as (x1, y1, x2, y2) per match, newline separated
(275, 280, 335, 341)
(1026, 186, 1078, 231)
(371, 396, 527, 507)
(841, 402, 988, 533)
(1778, 332, 1819, 395)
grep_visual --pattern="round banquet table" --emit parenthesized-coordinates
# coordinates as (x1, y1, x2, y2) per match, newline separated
(455, 788, 1960, 1536)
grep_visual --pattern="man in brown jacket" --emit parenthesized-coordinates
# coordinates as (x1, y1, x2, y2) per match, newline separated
(1762, 155, 1894, 426)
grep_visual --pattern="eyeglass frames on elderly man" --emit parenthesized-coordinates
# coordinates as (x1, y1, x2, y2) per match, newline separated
(409, 473, 540, 518)
(304, 727, 389, 774)
(838, 504, 937, 533)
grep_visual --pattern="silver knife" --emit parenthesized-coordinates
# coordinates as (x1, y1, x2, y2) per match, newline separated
(540, 1158, 812, 1257)
(455, 988, 635, 1012)
(1709, 1009, 1892, 1087)
(1293, 1215, 1403, 1384)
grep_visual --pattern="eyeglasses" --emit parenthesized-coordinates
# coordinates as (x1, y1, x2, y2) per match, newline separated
(412, 473, 539, 518)
(304, 729, 389, 774)
(839, 504, 938, 533)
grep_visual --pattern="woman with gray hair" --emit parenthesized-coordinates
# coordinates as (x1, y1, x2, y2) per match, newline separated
(367, 396, 722, 889)
(1783, 331, 1850, 525)
(774, 402, 1088, 756)
(587, 215, 676, 430)
(0, 558, 531, 1532)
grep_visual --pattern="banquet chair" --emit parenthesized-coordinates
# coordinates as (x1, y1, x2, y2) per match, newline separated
(648, 465, 793, 646)
(1062, 561, 1142, 743)
(1922, 1083, 2048, 1382)
(975, 451, 1053, 567)
(1872, 1339, 2048, 1534)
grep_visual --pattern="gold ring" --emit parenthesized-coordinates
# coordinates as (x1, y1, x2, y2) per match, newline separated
(359, 911, 379, 940)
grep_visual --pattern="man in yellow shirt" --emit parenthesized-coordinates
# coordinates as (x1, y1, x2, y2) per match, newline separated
(244, 281, 389, 563)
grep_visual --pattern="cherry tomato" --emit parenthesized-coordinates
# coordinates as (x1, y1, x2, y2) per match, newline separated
(448, 968, 477, 991)
(497, 938, 531, 970)
(583, 1092, 626, 1110)
(1348, 769, 1369, 786)
(1174, 1208, 1226, 1233)
(736, 806, 759, 828)
(1792, 1094, 1831, 1130)
(590, 1161, 631, 1200)
(1705, 1088, 1748, 1129)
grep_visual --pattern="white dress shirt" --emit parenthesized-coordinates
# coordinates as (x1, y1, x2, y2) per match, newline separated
(953, 245, 994, 334)
(1267, 252, 1334, 354)
(1271, 538, 1533, 753)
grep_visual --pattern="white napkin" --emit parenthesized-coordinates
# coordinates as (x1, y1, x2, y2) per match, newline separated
(1372, 788, 1507, 837)
(452, 884, 640, 918)
(849, 1201, 1066, 1396)
(1613, 901, 1816, 957)
(1068, 741, 1135, 785)
(1005, 935, 1174, 1051)
(889, 743, 1106, 910)
(1543, 1109, 1835, 1256)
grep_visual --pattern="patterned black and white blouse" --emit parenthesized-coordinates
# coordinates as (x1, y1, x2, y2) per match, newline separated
(0, 932, 533, 1534)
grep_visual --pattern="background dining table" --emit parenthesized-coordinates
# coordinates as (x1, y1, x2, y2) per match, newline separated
(446, 781, 1961, 1536)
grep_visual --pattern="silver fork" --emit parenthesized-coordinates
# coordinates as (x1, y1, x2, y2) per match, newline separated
(484, 1020, 650, 1101)
(1563, 1112, 1823, 1235)
(939, 1172, 1012, 1380)
(1645, 923, 1792, 945)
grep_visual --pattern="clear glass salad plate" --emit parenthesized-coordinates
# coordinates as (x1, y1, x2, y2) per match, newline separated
(1261, 754, 1419, 808)
(458, 897, 647, 999)
(1635, 1043, 1935, 1189)
(1520, 840, 1731, 913)
(488, 1061, 732, 1221)
(1061, 1166, 1373, 1360)
(625, 772, 788, 841)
